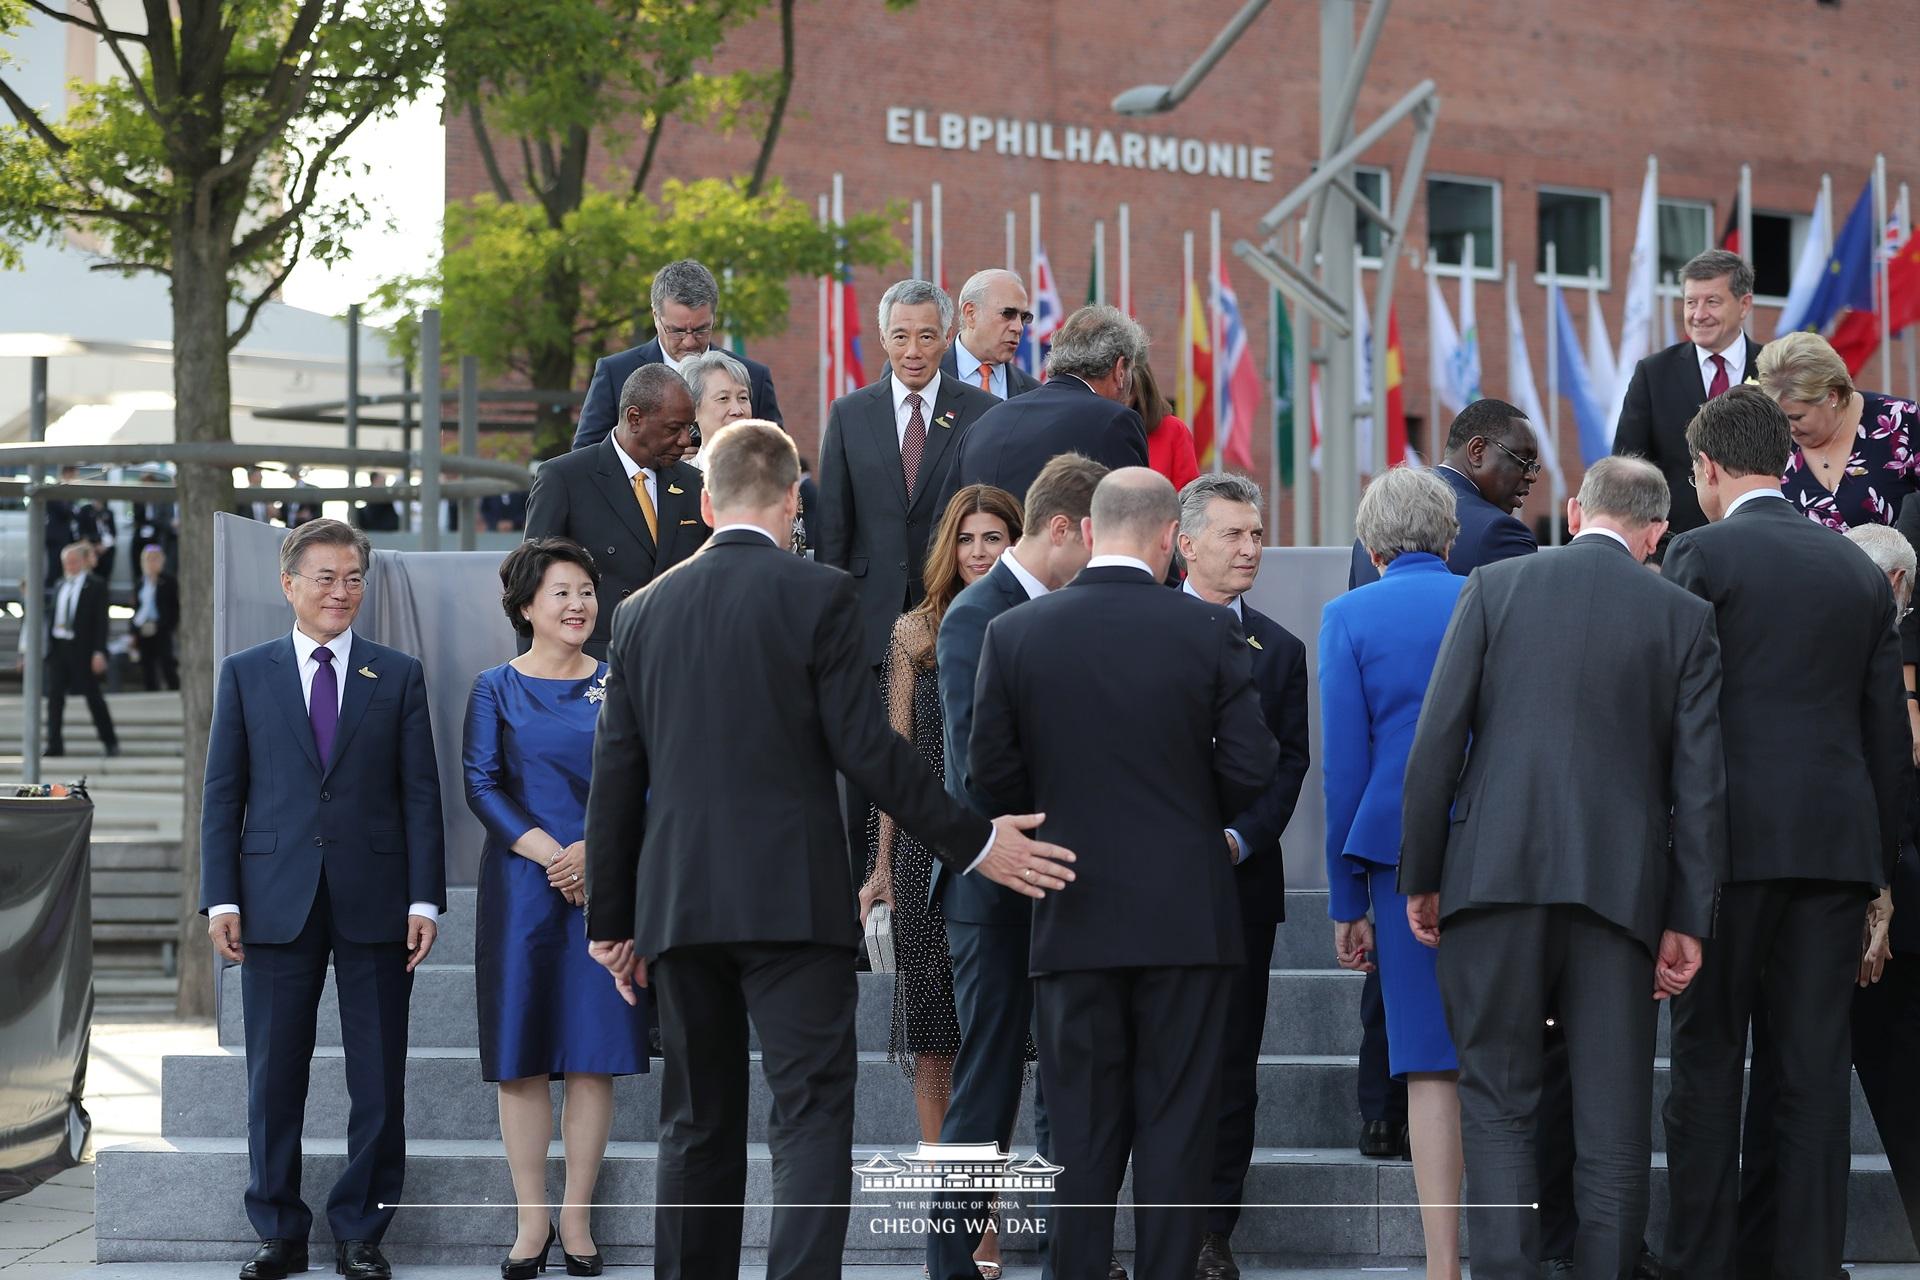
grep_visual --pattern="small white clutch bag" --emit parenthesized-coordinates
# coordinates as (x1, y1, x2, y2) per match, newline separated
(864, 902, 896, 973)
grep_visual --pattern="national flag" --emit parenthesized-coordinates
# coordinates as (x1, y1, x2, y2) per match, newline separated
(1019, 247, 1064, 378)
(1774, 188, 1833, 337)
(1551, 284, 1610, 464)
(1273, 288, 1295, 486)
(1506, 277, 1565, 493)
(1186, 279, 1215, 462)
(1720, 199, 1741, 256)
(1585, 286, 1617, 405)
(1328, 289, 1412, 475)
(1214, 265, 1258, 470)
(1609, 160, 1659, 440)
(1383, 308, 1411, 466)
(1797, 178, 1876, 336)
(1458, 268, 1483, 404)
(1828, 235, 1920, 373)
(837, 272, 865, 395)
(1427, 271, 1468, 415)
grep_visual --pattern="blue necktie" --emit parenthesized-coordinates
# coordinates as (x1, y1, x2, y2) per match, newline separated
(310, 647, 338, 766)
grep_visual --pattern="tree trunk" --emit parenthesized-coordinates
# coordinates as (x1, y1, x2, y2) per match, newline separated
(171, 228, 236, 1020)
(531, 263, 582, 459)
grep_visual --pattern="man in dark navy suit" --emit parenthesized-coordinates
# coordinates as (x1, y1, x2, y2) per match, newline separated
(200, 519, 446, 1280)
(572, 258, 783, 451)
(926, 452, 1105, 1280)
(936, 304, 1149, 517)
(1178, 473, 1311, 1280)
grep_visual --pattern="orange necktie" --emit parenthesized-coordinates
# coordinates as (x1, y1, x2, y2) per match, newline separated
(977, 364, 994, 392)
(632, 473, 658, 542)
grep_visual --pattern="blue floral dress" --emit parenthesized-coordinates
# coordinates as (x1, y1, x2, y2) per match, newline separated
(1781, 391, 1920, 529)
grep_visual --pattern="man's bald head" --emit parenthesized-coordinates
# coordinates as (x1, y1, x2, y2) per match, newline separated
(1088, 466, 1181, 577)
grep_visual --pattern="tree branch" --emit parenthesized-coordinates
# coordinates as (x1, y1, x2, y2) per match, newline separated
(746, 0, 796, 198)
(41, 202, 166, 228)
(518, 134, 540, 201)
(630, 77, 683, 199)
(230, 96, 384, 263)
(228, 225, 305, 351)
(465, 103, 516, 203)
(195, 0, 338, 200)
(21, 0, 145, 40)
(85, 0, 162, 123)
(87, 259, 171, 278)
(0, 74, 71, 155)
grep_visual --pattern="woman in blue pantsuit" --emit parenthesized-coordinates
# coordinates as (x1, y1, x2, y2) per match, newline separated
(1320, 466, 1467, 1280)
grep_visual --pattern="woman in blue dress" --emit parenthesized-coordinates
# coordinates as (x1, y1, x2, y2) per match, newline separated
(1319, 466, 1466, 1280)
(466, 537, 646, 1280)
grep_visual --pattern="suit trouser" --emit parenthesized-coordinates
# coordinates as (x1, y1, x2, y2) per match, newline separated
(136, 629, 178, 690)
(1535, 1019, 1580, 1258)
(1737, 949, 1920, 1272)
(1207, 919, 1277, 1237)
(929, 917, 1050, 1280)
(1662, 880, 1863, 1280)
(1035, 965, 1233, 1280)
(650, 941, 856, 1280)
(45, 639, 116, 750)
(1358, 969, 1409, 1126)
(1437, 904, 1656, 1280)
(241, 875, 412, 1244)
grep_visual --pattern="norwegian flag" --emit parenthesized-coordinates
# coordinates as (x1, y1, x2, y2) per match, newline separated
(837, 272, 865, 395)
(1017, 247, 1065, 378)
(1213, 265, 1258, 469)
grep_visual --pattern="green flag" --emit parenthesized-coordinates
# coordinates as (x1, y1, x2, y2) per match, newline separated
(1272, 287, 1295, 486)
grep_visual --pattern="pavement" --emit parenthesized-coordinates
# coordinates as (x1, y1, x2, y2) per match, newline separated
(8, 1018, 1920, 1279)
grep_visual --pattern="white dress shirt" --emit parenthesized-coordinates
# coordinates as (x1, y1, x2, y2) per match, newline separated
(953, 342, 1007, 400)
(610, 431, 656, 512)
(1576, 526, 1634, 552)
(1087, 553, 1157, 578)
(999, 545, 1052, 599)
(1724, 486, 1789, 518)
(133, 577, 159, 628)
(659, 345, 689, 375)
(1696, 333, 1748, 398)
(1184, 580, 1254, 863)
(209, 626, 437, 924)
(50, 573, 86, 641)
(892, 371, 944, 447)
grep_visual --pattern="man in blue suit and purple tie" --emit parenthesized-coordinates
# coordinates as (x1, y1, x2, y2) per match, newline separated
(200, 518, 446, 1280)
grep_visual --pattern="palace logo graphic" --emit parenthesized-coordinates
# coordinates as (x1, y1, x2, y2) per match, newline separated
(853, 1142, 1063, 1193)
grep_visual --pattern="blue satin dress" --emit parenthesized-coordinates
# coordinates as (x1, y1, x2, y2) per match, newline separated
(465, 661, 649, 1081)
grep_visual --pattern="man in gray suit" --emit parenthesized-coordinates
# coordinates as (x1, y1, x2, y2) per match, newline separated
(1400, 456, 1727, 1280)
(816, 278, 999, 667)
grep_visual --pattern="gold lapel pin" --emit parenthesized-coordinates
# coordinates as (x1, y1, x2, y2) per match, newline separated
(358, 666, 378, 679)
(1246, 636, 1264, 650)
(667, 483, 685, 495)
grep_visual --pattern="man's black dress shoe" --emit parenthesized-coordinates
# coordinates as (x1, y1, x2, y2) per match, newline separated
(1632, 1246, 1662, 1280)
(335, 1240, 391, 1280)
(1196, 1229, 1241, 1280)
(239, 1239, 308, 1280)
(1360, 1118, 1399, 1158)
(1109, 1254, 1129, 1279)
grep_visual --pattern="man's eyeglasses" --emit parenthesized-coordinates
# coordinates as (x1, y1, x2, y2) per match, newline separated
(658, 322, 715, 340)
(288, 571, 366, 593)
(1490, 438, 1543, 479)
(996, 306, 1036, 325)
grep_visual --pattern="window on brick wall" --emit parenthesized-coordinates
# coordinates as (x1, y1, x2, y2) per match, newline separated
(1427, 176, 1499, 280)
(1356, 166, 1390, 266)
(1536, 187, 1610, 287)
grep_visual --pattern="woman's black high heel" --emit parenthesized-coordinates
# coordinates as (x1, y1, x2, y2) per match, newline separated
(501, 1222, 556, 1279)
(562, 1242, 604, 1277)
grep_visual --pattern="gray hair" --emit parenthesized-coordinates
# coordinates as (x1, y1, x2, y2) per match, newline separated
(1090, 467, 1179, 543)
(1576, 455, 1670, 527)
(1845, 523, 1917, 585)
(958, 268, 1026, 313)
(680, 349, 751, 409)
(618, 362, 691, 421)
(1178, 472, 1264, 540)
(1046, 305, 1148, 382)
(650, 258, 719, 316)
(1354, 466, 1459, 564)
(279, 517, 370, 577)
(876, 278, 956, 335)
(1681, 248, 1755, 301)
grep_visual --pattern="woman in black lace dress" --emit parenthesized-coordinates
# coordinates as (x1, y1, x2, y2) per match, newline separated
(858, 483, 1022, 1275)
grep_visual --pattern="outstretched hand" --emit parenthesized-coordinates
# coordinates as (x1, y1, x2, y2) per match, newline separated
(1654, 930, 1703, 999)
(974, 813, 1076, 898)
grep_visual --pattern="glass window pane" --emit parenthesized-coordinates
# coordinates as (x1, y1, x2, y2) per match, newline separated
(1750, 212, 1804, 298)
(1356, 168, 1387, 260)
(1537, 190, 1604, 279)
(1658, 202, 1711, 280)
(1428, 178, 1495, 272)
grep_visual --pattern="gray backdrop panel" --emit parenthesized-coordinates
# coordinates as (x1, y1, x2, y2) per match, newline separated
(215, 516, 1351, 891)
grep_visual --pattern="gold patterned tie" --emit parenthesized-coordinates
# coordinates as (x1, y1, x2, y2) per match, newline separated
(632, 472, 658, 543)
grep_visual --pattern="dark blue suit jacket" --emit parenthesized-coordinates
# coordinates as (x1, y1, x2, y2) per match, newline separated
(199, 632, 446, 945)
(1227, 600, 1312, 924)
(1348, 464, 1537, 587)
(571, 337, 783, 451)
(935, 374, 1148, 517)
(930, 555, 1033, 924)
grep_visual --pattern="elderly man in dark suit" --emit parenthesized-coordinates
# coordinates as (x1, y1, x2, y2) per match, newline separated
(1612, 248, 1763, 534)
(816, 278, 1000, 666)
(1177, 473, 1311, 1280)
(947, 268, 1042, 400)
(1659, 387, 1909, 1280)
(583, 420, 1076, 1280)
(1401, 456, 1726, 1280)
(926, 452, 1105, 1280)
(45, 540, 118, 757)
(572, 259, 782, 450)
(200, 519, 446, 1280)
(938, 304, 1150, 518)
(524, 363, 709, 658)
(971, 467, 1279, 1280)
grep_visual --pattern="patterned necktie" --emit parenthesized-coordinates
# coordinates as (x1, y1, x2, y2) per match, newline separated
(902, 393, 926, 499)
(310, 647, 338, 766)
(631, 471, 658, 543)
(1708, 353, 1729, 399)
(977, 364, 994, 393)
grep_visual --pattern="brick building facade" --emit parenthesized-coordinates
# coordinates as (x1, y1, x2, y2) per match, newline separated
(444, 0, 1920, 540)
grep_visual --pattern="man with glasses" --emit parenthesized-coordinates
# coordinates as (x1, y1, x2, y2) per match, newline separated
(572, 258, 784, 451)
(200, 518, 446, 1280)
(945, 269, 1042, 401)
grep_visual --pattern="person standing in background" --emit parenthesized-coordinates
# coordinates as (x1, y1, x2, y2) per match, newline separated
(130, 544, 179, 692)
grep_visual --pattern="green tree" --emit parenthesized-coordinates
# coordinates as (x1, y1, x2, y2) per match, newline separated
(0, 0, 440, 1017)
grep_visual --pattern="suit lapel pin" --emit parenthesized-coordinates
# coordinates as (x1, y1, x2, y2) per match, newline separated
(1246, 636, 1264, 650)
(937, 411, 957, 430)
(667, 483, 685, 495)
(358, 665, 378, 679)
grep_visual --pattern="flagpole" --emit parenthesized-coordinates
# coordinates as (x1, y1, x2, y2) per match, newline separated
(911, 200, 924, 280)
(1183, 230, 1195, 431)
(1005, 211, 1016, 273)
(931, 182, 944, 290)
(1425, 248, 1441, 465)
(1268, 282, 1282, 537)
(1902, 182, 1916, 402)
(1094, 219, 1106, 305)
(1211, 207, 1224, 472)
(817, 194, 829, 431)
(1293, 220, 1312, 546)
(831, 173, 845, 400)
(1462, 231, 1476, 402)
(1822, 173, 1835, 255)
(1546, 242, 1562, 546)
(1738, 163, 1754, 267)
(1030, 192, 1043, 377)
(1119, 203, 1132, 315)
(1876, 154, 1891, 392)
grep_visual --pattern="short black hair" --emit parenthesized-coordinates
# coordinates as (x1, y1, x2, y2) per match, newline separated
(500, 537, 600, 637)
(617, 362, 689, 422)
(1445, 398, 1530, 452)
(1685, 384, 1792, 479)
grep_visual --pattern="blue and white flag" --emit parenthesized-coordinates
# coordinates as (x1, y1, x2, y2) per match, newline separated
(1553, 284, 1611, 464)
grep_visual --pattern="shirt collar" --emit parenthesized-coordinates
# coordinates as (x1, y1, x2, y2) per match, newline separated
(1000, 545, 1051, 598)
(1087, 553, 1156, 578)
(659, 345, 690, 375)
(1181, 577, 1243, 619)
(609, 433, 650, 482)
(892, 369, 942, 414)
(1576, 526, 1633, 552)
(953, 341, 984, 380)
(713, 522, 778, 544)
(292, 627, 354, 668)
(1697, 333, 1746, 376)
(1724, 486, 1788, 518)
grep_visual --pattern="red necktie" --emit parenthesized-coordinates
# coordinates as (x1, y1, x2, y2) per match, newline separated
(902, 393, 926, 499)
(1708, 353, 1729, 399)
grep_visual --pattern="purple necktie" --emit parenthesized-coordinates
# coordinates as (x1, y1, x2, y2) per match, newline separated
(310, 646, 338, 766)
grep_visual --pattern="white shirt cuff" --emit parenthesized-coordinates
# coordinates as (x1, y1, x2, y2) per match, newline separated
(1227, 828, 1250, 864)
(962, 827, 995, 874)
(208, 903, 238, 919)
(408, 902, 439, 922)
